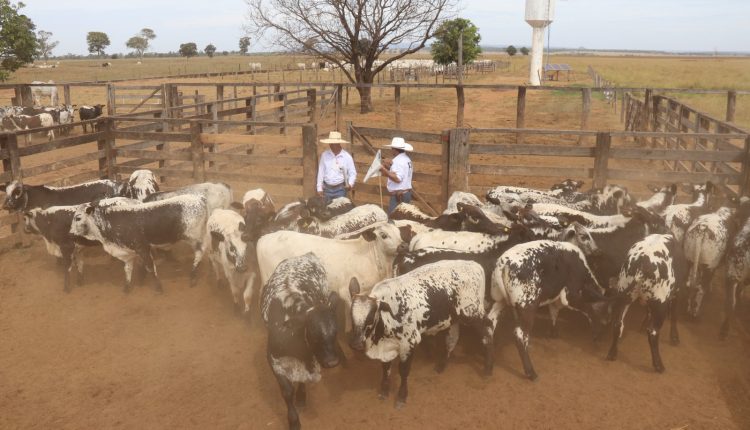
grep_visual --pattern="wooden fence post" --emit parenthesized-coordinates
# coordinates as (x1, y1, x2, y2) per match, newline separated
(335, 84, 343, 131)
(0, 133, 26, 247)
(448, 128, 470, 194)
(216, 84, 224, 108)
(106, 83, 116, 116)
(620, 90, 626, 123)
(190, 121, 205, 181)
(440, 130, 451, 208)
(727, 90, 737, 123)
(394, 85, 402, 130)
(307, 89, 317, 124)
(97, 118, 117, 180)
(245, 97, 254, 134)
(302, 124, 318, 198)
(741, 136, 750, 197)
(63, 85, 71, 106)
(281, 93, 288, 135)
(456, 85, 465, 127)
(516, 86, 527, 144)
(592, 132, 611, 189)
(642, 89, 653, 131)
(579, 88, 591, 144)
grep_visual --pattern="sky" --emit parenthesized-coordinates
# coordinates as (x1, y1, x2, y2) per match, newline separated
(21, 0, 750, 56)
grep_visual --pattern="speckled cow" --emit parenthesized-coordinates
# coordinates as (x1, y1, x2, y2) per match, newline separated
(607, 234, 687, 373)
(349, 260, 493, 408)
(296, 204, 388, 238)
(489, 240, 610, 381)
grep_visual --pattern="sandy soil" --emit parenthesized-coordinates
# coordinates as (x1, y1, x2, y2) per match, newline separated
(1, 242, 749, 430)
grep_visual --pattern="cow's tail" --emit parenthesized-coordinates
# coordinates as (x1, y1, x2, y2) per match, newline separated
(688, 227, 704, 290)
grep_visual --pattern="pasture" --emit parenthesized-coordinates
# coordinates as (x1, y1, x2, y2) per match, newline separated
(1, 52, 750, 429)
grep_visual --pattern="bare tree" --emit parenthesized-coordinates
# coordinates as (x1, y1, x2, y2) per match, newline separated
(37, 30, 58, 64)
(245, 0, 455, 113)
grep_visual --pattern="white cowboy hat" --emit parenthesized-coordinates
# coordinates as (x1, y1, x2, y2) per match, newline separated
(384, 137, 413, 152)
(319, 131, 349, 145)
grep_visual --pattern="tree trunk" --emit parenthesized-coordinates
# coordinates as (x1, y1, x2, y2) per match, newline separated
(356, 77, 374, 114)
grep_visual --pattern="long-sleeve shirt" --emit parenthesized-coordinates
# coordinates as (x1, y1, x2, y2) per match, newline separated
(316, 149, 356, 192)
(386, 152, 413, 192)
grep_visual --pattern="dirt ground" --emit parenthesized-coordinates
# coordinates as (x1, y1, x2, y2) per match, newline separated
(1, 242, 749, 430)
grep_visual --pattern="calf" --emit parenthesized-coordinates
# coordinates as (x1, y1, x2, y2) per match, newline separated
(305, 195, 354, 221)
(262, 253, 342, 430)
(683, 207, 736, 318)
(207, 209, 257, 314)
(78, 105, 105, 132)
(69, 195, 209, 293)
(2, 113, 55, 140)
(23, 197, 138, 292)
(489, 240, 610, 380)
(636, 184, 677, 216)
(297, 204, 387, 238)
(390, 203, 464, 231)
(119, 169, 159, 201)
(663, 181, 714, 243)
(144, 182, 231, 214)
(349, 260, 494, 408)
(721, 206, 750, 339)
(607, 234, 687, 373)
(2, 179, 120, 212)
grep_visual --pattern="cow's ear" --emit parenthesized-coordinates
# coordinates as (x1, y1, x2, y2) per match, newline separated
(564, 228, 576, 241)
(378, 301, 398, 321)
(85, 204, 95, 215)
(348, 278, 361, 298)
(575, 180, 584, 188)
(397, 225, 413, 243)
(210, 231, 224, 251)
(705, 181, 714, 193)
(612, 190, 623, 199)
(238, 221, 246, 232)
(0, 182, 7, 193)
(361, 229, 376, 241)
(668, 184, 677, 195)
(230, 201, 243, 210)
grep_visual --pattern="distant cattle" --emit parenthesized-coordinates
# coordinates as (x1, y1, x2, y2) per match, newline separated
(30, 80, 58, 106)
(248, 62, 262, 70)
(102, 62, 112, 67)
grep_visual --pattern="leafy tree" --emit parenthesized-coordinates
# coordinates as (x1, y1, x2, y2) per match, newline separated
(430, 18, 481, 66)
(36, 30, 58, 64)
(0, 0, 37, 81)
(506, 45, 517, 56)
(239, 37, 250, 55)
(126, 28, 156, 60)
(520, 46, 529, 56)
(204, 44, 217, 58)
(179, 42, 198, 59)
(87, 31, 111, 57)
(245, 0, 455, 113)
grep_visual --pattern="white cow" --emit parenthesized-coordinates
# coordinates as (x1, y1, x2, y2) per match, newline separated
(31, 80, 59, 106)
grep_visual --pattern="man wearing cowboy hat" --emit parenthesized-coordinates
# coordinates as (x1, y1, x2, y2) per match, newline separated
(380, 137, 414, 214)
(317, 131, 356, 204)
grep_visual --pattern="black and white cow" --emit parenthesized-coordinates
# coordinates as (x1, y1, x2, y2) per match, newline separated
(261, 252, 342, 430)
(489, 240, 610, 380)
(485, 185, 594, 212)
(721, 201, 750, 340)
(305, 195, 354, 221)
(23, 197, 138, 292)
(207, 209, 257, 315)
(69, 195, 209, 293)
(296, 204, 387, 238)
(2, 179, 120, 212)
(390, 203, 465, 231)
(443, 191, 483, 214)
(119, 169, 159, 201)
(238, 188, 276, 243)
(550, 179, 585, 193)
(636, 184, 677, 216)
(588, 184, 632, 215)
(144, 182, 231, 214)
(349, 260, 494, 408)
(683, 207, 736, 318)
(607, 234, 687, 373)
(78, 105, 105, 132)
(663, 182, 715, 243)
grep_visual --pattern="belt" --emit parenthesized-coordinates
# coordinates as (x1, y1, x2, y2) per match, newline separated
(324, 182, 346, 190)
(389, 189, 411, 196)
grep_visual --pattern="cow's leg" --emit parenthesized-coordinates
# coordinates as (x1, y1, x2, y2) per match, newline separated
(61, 245, 74, 293)
(467, 315, 495, 377)
(513, 306, 538, 381)
(74, 246, 85, 286)
(243, 273, 256, 314)
(379, 361, 392, 400)
(486, 300, 503, 334)
(719, 280, 739, 340)
(123, 257, 136, 293)
(669, 295, 680, 345)
(395, 352, 414, 409)
(209, 257, 223, 288)
(141, 249, 162, 294)
(547, 299, 564, 338)
(434, 329, 450, 374)
(606, 299, 632, 361)
(190, 242, 205, 288)
(647, 300, 668, 373)
(295, 383, 306, 407)
(691, 266, 713, 318)
(271, 366, 300, 430)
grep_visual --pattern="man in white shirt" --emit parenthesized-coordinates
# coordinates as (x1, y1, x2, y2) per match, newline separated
(379, 137, 413, 214)
(316, 131, 356, 204)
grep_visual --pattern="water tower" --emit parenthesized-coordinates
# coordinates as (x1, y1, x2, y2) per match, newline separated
(525, 0, 556, 86)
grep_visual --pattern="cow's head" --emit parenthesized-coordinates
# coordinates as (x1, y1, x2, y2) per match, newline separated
(306, 195, 330, 219)
(69, 203, 99, 240)
(590, 184, 631, 214)
(3, 181, 27, 211)
(240, 200, 276, 242)
(349, 278, 397, 352)
(560, 221, 599, 256)
(303, 291, 341, 368)
(361, 222, 405, 257)
(123, 169, 159, 201)
(626, 205, 668, 234)
(551, 179, 584, 193)
(211, 220, 253, 273)
(458, 203, 504, 234)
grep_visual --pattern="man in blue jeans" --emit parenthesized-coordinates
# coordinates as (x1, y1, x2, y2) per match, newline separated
(316, 131, 356, 204)
(380, 137, 413, 214)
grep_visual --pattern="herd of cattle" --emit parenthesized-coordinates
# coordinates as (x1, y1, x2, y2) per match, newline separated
(2, 172, 748, 429)
(0, 104, 106, 140)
